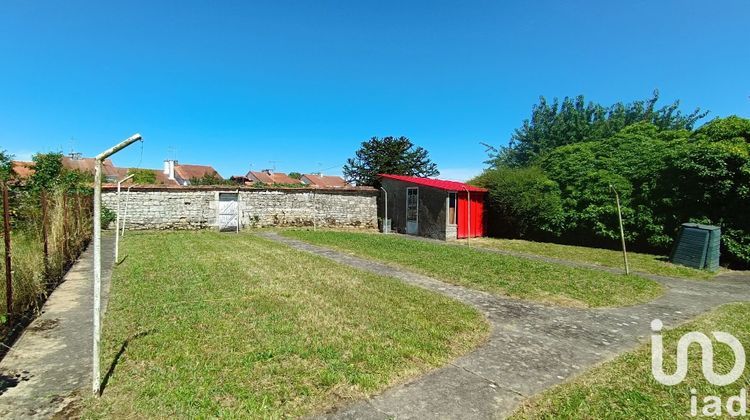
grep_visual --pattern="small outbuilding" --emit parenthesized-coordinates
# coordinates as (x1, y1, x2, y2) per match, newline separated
(379, 174, 487, 240)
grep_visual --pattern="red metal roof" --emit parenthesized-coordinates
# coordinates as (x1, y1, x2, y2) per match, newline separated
(379, 174, 487, 192)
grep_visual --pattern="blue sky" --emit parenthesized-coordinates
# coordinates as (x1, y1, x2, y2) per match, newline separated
(1, 0, 748, 181)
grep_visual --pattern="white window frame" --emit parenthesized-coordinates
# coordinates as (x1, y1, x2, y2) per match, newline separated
(406, 187, 419, 225)
(447, 191, 457, 226)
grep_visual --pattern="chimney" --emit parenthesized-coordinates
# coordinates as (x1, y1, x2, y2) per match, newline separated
(263, 168, 273, 175)
(164, 159, 176, 180)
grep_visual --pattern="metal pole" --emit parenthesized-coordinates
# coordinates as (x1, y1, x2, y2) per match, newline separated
(121, 185, 133, 237)
(462, 187, 471, 245)
(312, 190, 317, 231)
(380, 186, 388, 234)
(114, 174, 134, 262)
(610, 185, 630, 275)
(3, 182, 12, 324)
(93, 133, 141, 396)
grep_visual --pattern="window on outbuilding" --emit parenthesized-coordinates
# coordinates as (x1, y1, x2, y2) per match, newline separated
(448, 192, 457, 225)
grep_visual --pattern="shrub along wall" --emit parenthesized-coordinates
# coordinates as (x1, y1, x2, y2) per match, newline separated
(102, 186, 378, 230)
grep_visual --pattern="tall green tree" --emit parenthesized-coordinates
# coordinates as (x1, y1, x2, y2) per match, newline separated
(490, 91, 707, 168)
(29, 152, 64, 191)
(0, 150, 13, 182)
(343, 136, 439, 186)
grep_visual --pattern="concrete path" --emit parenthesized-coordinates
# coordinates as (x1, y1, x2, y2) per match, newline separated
(262, 232, 750, 419)
(0, 233, 115, 419)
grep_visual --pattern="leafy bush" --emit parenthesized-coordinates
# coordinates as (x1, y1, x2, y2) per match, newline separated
(188, 173, 234, 186)
(101, 205, 116, 229)
(129, 168, 157, 185)
(486, 94, 750, 268)
(471, 167, 563, 239)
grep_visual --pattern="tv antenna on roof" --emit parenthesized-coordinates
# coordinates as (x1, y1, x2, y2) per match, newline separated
(268, 160, 279, 172)
(167, 146, 178, 160)
(480, 141, 497, 154)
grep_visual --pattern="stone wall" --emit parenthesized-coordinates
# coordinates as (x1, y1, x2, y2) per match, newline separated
(102, 186, 378, 230)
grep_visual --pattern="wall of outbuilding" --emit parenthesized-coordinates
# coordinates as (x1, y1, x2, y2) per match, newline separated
(102, 186, 378, 230)
(380, 178, 453, 240)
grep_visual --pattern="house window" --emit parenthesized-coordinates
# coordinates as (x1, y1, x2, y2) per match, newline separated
(448, 192, 457, 225)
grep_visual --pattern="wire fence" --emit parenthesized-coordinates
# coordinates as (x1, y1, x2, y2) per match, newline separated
(1, 183, 93, 327)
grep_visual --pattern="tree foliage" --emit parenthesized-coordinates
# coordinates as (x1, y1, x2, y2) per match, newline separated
(28, 152, 92, 193)
(490, 90, 707, 168)
(343, 136, 439, 186)
(0, 150, 13, 182)
(481, 90, 750, 267)
(288, 172, 302, 180)
(128, 168, 158, 185)
(472, 167, 563, 238)
(188, 173, 234, 186)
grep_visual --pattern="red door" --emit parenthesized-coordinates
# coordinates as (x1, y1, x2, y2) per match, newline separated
(457, 192, 485, 238)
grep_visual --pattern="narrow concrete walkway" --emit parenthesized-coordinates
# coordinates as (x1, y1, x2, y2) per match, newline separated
(262, 232, 750, 419)
(0, 233, 115, 419)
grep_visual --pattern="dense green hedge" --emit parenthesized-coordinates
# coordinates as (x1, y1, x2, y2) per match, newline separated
(476, 95, 750, 268)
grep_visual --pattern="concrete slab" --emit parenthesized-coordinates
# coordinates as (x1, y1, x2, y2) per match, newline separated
(0, 233, 115, 419)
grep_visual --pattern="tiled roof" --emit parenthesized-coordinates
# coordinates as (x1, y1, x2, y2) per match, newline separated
(175, 164, 221, 181)
(379, 174, 487, 192)
(62, 156, 120, 177)
(11, 161, 35, 178)
(301, 174, 350, 188)
(11, 157, 121, 179)
(246, 171, 300, 185)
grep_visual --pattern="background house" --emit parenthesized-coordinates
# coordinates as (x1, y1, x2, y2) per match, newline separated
(163, 160, 222, 186)
(379, 174, 487, 240)
(300, 173, 350, 188)
(246, 169, 300, 185)
(12, 154, 122, 182)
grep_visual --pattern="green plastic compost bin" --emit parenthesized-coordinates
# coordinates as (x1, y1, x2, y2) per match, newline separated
(670, 223, 721, 271)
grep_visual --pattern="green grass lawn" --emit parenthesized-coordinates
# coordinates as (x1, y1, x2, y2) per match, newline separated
(281, 230, 662, 308)
(511, 302, 750, 419)
(470, 237, 719, 280)
(85, 231, 488, 418)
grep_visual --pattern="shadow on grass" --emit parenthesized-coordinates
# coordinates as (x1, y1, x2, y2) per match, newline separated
(100, 329, 152, 395)
(115, 255, 129, 266)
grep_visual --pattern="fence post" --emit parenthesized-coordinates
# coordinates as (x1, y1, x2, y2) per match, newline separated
(62, 193, 68, 262)
(2, 182, 12, 324)
(41, 189, 49, 271)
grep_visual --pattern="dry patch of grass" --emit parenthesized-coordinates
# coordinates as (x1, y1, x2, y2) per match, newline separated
(85, 231, 487, 418)
(282, 230, 663, 308)
(512, 303, 750, 419)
